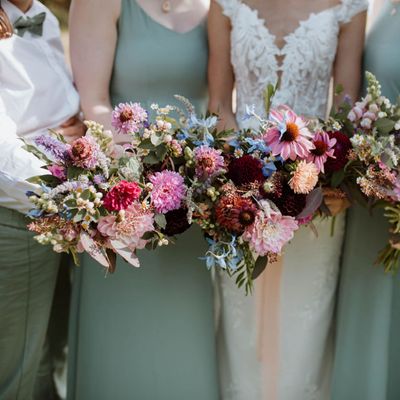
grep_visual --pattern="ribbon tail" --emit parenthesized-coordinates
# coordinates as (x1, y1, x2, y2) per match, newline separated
(256, 254, 284, 400)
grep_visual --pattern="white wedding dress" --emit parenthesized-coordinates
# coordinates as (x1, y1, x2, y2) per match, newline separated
(214, 1, 368, 399)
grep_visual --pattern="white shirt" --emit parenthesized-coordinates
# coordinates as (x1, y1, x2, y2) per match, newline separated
(0, 0, 79, 213)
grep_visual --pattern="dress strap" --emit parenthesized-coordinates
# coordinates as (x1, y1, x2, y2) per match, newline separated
(337, 0, 369, 24)
(215, 0, 240, 18)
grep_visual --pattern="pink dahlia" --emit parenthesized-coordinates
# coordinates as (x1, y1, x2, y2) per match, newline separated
(48, 165, 67, 181)
(243, 203, 298, 255)
(264, 106, 315, 161)
(103, 181, 142, 211)
(97, 215, 118, 237)
(150, 170, 186, 213)
(289, 161, 319, 194)
(194, 146, 225, 180)
(307, 131, 336, 173)
(99, 203, 154, 251)
(69, 136, 101, 169)
(112, 102, 148, 134)
(115, 203, 154, 250)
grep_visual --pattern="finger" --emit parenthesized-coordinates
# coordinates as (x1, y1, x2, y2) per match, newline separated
(59, 116, 77, 128)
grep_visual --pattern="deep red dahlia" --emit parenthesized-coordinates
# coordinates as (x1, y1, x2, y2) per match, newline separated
(103, 181, 142, 211)
(324, 131, 352, 173)
(264, 183, 306, 217)
(162, 208, 192, 237)
(227, 155, 265, 186)
(215, 194, 257, 234)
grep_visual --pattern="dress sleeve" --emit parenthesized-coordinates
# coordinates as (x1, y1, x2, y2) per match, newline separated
(337, 0, 369, 24)
(215, 0, 239, 18)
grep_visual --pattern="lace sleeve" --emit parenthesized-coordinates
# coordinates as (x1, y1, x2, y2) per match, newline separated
(337, 0, 369, 24)
(215, 0, 239, 18)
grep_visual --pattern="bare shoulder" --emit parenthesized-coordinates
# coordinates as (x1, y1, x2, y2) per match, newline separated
(70, 0, 121, 22)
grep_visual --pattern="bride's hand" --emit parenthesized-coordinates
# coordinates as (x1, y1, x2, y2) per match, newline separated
(323, 188, 350, 217)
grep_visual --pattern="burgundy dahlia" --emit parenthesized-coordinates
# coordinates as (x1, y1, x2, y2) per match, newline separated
(324, 131, 352, 173)
(227, 155, 265, 187)
(103, 181, 142, 211)
(215, 194, 257, 234)
(264, 183, 306, 217)
(162, 208, 191, 236)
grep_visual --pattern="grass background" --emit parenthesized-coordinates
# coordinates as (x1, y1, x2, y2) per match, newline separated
(42, 0, 70, 28)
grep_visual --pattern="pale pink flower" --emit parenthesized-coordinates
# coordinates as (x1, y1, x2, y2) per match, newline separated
(243, 203, 298, 255)
(363, 111, 377, 121)
(348, 105, 364, 122)
(194, 146, 225, 180)
(112, 102, 148, 134)
(68, 136, 101, 169)
(99, 203, 154, 251)
(264, 106, 315, 161)
(289, 161, 319, 194)
(150, 170, 186, 213)
(307, 131, 336, 173)
(97, 215, 118, 238)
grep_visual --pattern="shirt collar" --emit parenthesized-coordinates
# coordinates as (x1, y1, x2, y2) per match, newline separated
(2, 0, 44, 25)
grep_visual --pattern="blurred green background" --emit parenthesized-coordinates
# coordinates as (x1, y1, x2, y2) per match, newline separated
(42, 0, 70, 28)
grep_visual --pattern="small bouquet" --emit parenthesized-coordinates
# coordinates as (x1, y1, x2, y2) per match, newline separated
(331, 72, 400, 272)
(25, 92, 351, 292)
(24, 102, 196, 271)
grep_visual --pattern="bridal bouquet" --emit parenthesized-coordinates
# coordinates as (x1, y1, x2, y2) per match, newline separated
(330, 72, 400, 272)
(25, 94, 350, 291)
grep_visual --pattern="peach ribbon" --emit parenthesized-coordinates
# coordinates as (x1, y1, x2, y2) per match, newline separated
(256, 255, 284, 400)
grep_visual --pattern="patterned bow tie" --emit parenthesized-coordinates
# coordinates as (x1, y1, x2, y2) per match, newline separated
(13, 12, 46, 37)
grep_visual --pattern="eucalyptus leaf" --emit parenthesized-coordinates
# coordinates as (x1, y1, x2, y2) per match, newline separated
(73, 209, 86, 223)
(154, 213, 167, 229)
(138, 139, 155, 150)
(331, 169, 345, 188)
(155, 144, 168, 161)
(263, 83, 277, 116)
(252, 255, 269, 280)
(27, 174, 59, 186)
(143, 153, 159, 165)
(296, 187, 323, 219)
(150, 132, 163, 146)
(22, 143, 52, 164)
(375, 118, 396, 135)
(67, 166, 85, 180)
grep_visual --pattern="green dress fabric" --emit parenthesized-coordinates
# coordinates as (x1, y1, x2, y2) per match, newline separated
(332, 2, 400, 399)
(67, 2, 219, 399)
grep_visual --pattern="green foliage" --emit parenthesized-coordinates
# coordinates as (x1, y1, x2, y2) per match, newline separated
(41, 0, 70, 28)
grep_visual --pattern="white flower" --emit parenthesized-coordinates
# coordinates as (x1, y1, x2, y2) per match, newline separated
(369, 103, 379, 113)
(378, 112, 387, 118)
(360, 118, 372, 129)
(163, 134, 173, 143)
(395, 121, 400, 131)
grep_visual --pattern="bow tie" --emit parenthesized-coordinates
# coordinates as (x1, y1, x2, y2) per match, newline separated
(13, 12, 46, 37)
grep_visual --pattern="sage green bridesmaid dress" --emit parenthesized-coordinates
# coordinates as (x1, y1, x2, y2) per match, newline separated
(67, 2, 219, 399)
(332, 2, 400, 399)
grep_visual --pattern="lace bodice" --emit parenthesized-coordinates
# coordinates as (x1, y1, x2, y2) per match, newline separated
(217, 0, 368, 123)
